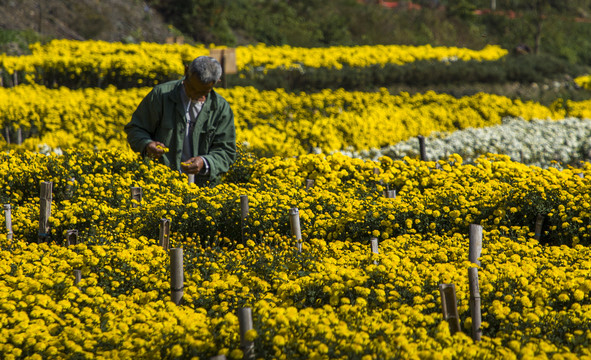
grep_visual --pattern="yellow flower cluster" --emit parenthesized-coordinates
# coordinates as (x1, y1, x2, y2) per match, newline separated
(0, 39, 508, 83)
(2, 149, 591, 358)
(1, 147, 591, 359)
(2, 85, 586, 157)
(575, 75, 591, 90)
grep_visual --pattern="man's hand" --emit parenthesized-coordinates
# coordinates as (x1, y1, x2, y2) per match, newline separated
(181, 156, 205, 174)
(145, 141, 168, 159)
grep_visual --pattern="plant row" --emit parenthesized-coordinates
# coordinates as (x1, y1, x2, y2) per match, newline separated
(344, 116, 591, 168)
(1, 149, 591, 359)
(2, 85, 590, 159)
(0, 39, 510, 89)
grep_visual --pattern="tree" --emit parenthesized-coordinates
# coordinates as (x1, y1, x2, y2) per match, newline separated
(494, 0, 591, 54)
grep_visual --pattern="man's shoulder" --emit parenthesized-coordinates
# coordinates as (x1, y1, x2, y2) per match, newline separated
(210, 89, 231, 107)
(152, 79, 182, 95)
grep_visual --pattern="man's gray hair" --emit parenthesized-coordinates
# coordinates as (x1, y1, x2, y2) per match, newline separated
(188, 56, 223, 83)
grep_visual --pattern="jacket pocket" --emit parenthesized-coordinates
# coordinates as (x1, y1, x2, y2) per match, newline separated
(198, 127, 216, 154)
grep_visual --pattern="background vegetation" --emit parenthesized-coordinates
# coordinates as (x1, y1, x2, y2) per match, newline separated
(1, 0, 591, 102)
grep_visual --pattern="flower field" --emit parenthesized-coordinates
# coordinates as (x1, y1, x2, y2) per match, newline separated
(1, 40, 591, 360)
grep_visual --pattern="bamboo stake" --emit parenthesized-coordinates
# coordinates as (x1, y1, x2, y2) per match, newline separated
(74, 269, 82, 285)
(289, 208, 302, 253)
(130, 186, 142, 207)
(534, 214, 544, 241)
(13, 71, 18, 86)
(439, 283, 461, 335)
(38, 181, 52, 243)
(240, 195, 249, 244)
(209, 356, 227, 360)
(4, 204, 13, 242)
(4, 127, 9, 145)
(16, 128, 22, 145)
(188, 174, 195, 184)
(469, 224, 482, 266)
(65, 177, 76, 199)
(237, 307, 256, 360)
(159, 218, 171, 250)
(384, 189, 396, 198)
(370, 237, 379, 265)
(468, 268, 482, 341)
(66, 229, 78, 246)
(418, 135, 426, 161)
(170, 248, 184, 305)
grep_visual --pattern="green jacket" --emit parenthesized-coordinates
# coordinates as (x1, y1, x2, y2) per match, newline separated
(124, 79, 236, 186)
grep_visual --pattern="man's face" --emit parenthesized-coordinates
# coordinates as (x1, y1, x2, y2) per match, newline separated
(183, 70, 215, 102)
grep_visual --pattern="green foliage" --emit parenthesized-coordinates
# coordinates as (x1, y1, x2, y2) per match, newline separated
(226, 54, 587, 92)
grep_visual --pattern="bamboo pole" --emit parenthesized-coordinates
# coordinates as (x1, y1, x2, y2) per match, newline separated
(66, 229, 78, 246)
(384, 189, 396, 198)
(65, 177, 76, 199)
(370, 237, 379, 265)
(130, 186, 142, 207)
(4, 204, 13, 242)
(534, 214, 544, 241)
(469, 224, 482, 266)
(418, 135, 426, 161)
(170, 248, 184, 305)
(289, 208, 302, 253)
(439, 283, 461, 335)
(468, 268, 482, 341)
(74, 269, 82, 285)
(16, 128, 22, 145)
(4, 127, 9, 145)
(159, 218, 171, 250)
(237, 307, 256, 360)
(240, 195, 249, 244)
(38, 181, 53, 243)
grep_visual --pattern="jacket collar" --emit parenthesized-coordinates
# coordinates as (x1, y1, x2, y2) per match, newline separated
(169, 77, 219, 111)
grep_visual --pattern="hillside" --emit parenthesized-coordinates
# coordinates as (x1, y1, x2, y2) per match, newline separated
(0, 0, 172, 53)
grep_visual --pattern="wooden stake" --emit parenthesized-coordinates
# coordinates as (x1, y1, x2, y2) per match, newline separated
(4, 204, 13, 242)
(159, 218, 171, 250)
(237, 307, 256, 360)
(469, 224, 482, 266)
(439, 283, 461, 335)
(131, 187, 142, 207)
(16, 128, 22, 145)
(66, 229, 78, 246)
(534, 214, 544, 241)
(370, 237, 379, 265)
(289, 208, 302, 252)
(240, 195, 249, 244)
(4, 127, 9, 145)
(170, 248, 184, 305)
(305, 179, 315, 190)
(38, 181, 53, 243)
(384, 189, 396, 198)
(74, 269, 82, 285)
(65, 177, 76, 199)
(468, 268, 482, 341)
(418, 135, 426, 161)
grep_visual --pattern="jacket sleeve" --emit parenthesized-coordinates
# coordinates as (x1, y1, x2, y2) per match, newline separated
(201, 100, 237, 181)
(124, 88, 162, 154)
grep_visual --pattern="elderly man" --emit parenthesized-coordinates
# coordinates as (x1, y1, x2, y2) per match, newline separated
(125, 56, 236, 186)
